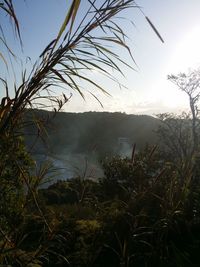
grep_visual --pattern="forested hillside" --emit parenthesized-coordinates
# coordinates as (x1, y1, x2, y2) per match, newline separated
(25, 110, 160, 158)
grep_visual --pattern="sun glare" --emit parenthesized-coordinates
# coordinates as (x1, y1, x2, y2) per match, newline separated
(154, 25, 200, 111)
(169, 25, 200, 73)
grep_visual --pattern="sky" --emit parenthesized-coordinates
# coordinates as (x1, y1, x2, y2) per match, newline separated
(2, 0, 200, 115)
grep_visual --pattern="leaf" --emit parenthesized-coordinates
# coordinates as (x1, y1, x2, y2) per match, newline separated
(3, 0, 22, 44)
(70, 0, 80, 33)
(53, 0, 80, 49)
(145, 16, 164, 43)
(0, 36, 16, 57)
(88, 91, 104, 108)
(39, 39, 56, 58)
(0, 52, 8, 69)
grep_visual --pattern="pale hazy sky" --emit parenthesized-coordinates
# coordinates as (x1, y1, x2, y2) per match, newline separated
(2, 1, 200, 115)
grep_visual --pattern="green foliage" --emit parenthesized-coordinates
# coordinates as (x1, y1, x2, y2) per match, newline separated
(34, 145, 200, 267)
(25, 110, 159, 157)
(0, 134, 32, 227)
(1, 138, 200, 266)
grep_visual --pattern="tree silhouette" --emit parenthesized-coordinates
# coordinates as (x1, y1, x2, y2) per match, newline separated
(168, 70, 200, 154)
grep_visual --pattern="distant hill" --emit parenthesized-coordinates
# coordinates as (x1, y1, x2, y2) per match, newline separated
(23, 110, 161, 181)
(24, 110, 160, 159)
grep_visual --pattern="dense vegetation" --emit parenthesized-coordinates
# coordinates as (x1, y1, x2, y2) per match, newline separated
(3, 136, 200, 266)
(2, 107, 200, 266)
(1, 1, 200, 266)
(25, 110, 159, 157)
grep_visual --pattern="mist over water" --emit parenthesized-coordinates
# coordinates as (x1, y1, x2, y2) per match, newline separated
(33, 140, 134, 188)
(33, 152, 104, 187)
(26, 110, 159, 186)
